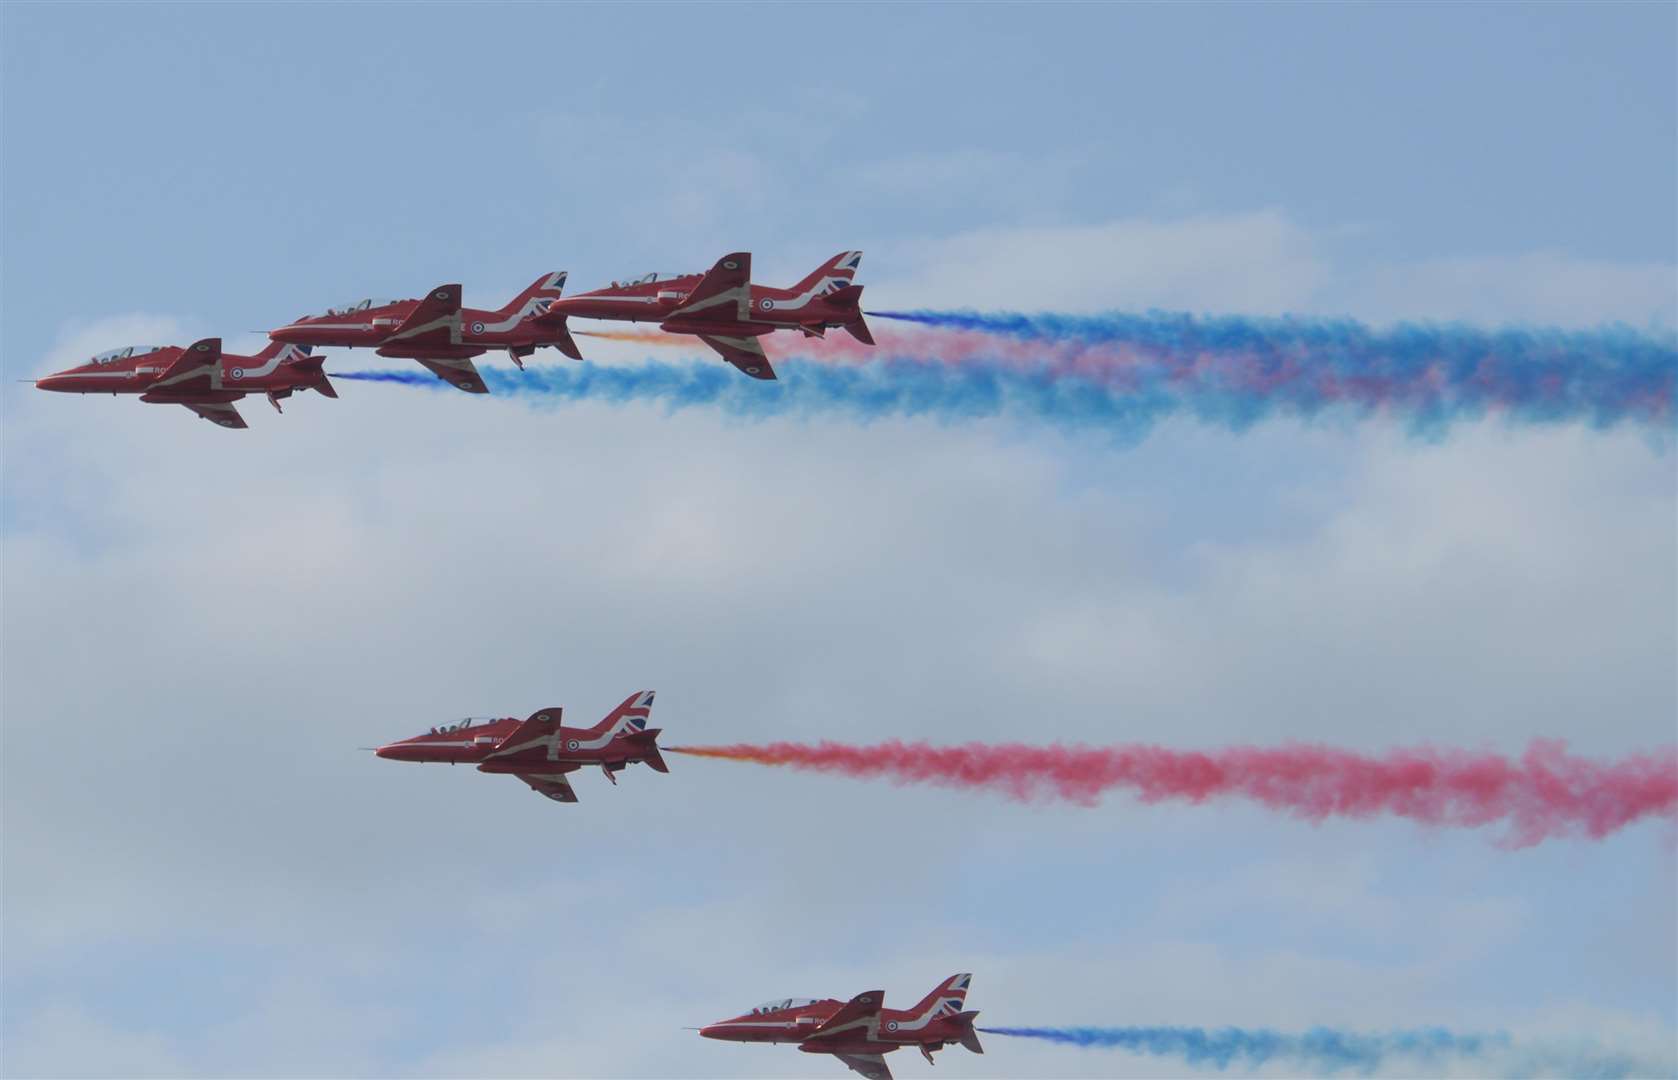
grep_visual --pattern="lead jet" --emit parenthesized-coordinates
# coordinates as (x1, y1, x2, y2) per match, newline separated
(535, 251, 873, 380)
(33, 338, 334, 429)
(699, 974, 982, 1080)
(268, 272, 572, 393)
(374, 690, 666, 804)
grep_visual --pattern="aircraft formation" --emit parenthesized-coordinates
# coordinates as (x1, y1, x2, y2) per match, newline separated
(33, 252, 873, 428)
(377, 687, 982, 1080)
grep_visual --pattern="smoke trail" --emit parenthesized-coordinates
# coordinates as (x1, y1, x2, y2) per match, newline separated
(979, 1025, 1659, 1078)
(664, 739, 1677, 847)
(330, 342, 1672, 439)
(866, 309, 1676, 430)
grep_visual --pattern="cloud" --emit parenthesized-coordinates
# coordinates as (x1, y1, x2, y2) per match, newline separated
(863, 210, 1677, 329)
(4, 205, 1674, 1076)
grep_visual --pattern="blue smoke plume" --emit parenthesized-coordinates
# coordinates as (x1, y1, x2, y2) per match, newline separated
(978, 1025, 1659, 1078)
(869, 308, 1676, 432)
(331, 336, 1673, 440)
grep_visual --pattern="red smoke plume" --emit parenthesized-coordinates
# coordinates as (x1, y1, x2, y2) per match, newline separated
(668, 739, 1676, 847)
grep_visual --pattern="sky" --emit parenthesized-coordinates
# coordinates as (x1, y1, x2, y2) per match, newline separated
(2, 3, 1675, 1079)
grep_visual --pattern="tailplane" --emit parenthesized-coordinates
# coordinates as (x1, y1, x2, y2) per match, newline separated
(622, 727, 669, 773)
(825, 284, 874, 345)
(951, 1011, 983, 1054)
(281, 346, 337, 398)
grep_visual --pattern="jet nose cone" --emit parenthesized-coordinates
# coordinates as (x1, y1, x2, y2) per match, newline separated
(35, 372, 75, 392)
(269, 326, 303, 343)
(698, 1025, 723, 1040)
(373, 744, 400, 760)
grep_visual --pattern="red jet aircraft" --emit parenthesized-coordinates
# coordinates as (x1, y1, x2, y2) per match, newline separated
(374, 690, 667, 804)
(536, 251, 873, 380)
(268, 272, 573, 393)
(34, 338, 334, 429)
(699, 974, 982, 1080)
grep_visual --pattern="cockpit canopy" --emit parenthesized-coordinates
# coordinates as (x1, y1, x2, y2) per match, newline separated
(324, 298, 396, 316)
(89, 345, 164, 364)
(749, 997, 819, 1015)
(609, 272, 680, 288)
(426, 717, 495, 736)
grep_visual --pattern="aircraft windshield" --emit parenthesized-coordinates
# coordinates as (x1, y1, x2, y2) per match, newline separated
(89, 345, 163, 364)
(427, 717, 495, 736)
(750, 998, 819, 1015)
(324, 298, 396, 316)
(609, 272, 678, 288)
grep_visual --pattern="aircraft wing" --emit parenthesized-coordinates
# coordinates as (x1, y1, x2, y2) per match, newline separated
(150, 338, 223, 393)
(697, 334, 776, 380)
(414, 357, 489, 394)
(178, 401, 248, 429)
(515, 769, 580, 804)
(669, 252, 750, 321)
(385, 284, 463, 349)
(805, 992, 883, 1041)
(834, 1052, 892, 1080)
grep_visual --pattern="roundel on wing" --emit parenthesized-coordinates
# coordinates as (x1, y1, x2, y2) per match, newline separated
(456, 380, 473, 390)
(566, 738, 580, 751)
(537, 713, 551, 723)
(471, 321, 485, 334)
(722, 259, 739, 270)
(231, 368, 245, 380)
(745, 366, 761, 375)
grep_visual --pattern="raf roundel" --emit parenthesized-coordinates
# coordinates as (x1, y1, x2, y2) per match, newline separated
(759, 298, 775, 311)
(567, 738, 580, 751)
(231, 368, 245, 380)
(433, 290, 450, 301)
(722, 259, 739, 270)
(471, 321, 485, 334)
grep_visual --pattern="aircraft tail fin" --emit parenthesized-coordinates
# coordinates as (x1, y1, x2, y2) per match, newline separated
(826, 284, 874, 345)
(951, 1011, 983, 1054)
(585, 690, 657, 739)
(790, 250, 863, 296)
(252, 338, 293, 362)
(907, 974, 972, 1022)
(499, 272, 568, 317)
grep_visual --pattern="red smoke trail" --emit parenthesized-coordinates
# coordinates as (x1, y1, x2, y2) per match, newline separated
(666, 739, 1678, 847)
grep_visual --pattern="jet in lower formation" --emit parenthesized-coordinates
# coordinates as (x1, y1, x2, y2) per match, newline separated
(536, 251, 874, 380)
(374, 691, 666, 804)
(34, 338, 334, 429)
(699, 974, 982, 1080)
(268, 272, 573, 393)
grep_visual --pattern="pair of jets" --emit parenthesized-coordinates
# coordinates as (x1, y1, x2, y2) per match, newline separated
(33, 251, 872, 429)
(375, 696, 984, 1080)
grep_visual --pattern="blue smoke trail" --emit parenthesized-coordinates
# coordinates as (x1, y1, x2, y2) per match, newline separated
(869, 308, 1676, 432)
(979, 1025, 1658, 1078)
(331, 344, 1672, 441)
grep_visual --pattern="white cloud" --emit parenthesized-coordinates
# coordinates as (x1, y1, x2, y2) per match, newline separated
(863, 210, 1677, 329)
(4, 205, 1673, 1077)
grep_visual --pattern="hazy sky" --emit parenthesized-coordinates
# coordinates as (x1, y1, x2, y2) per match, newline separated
(3, 3, 1674, 1079)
